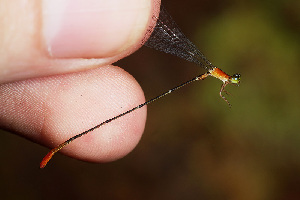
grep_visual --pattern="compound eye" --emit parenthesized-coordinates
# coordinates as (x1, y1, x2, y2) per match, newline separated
(233, 73, 241, 78)
(231, 73, 241, 84)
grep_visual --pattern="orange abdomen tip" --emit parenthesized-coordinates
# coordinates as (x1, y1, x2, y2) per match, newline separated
(40, 151, 54, 169)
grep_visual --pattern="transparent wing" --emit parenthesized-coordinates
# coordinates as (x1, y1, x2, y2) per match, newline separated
(144, 5, 214, 71)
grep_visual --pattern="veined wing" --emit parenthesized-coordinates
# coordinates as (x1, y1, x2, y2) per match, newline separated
(144, 5, 214, 71)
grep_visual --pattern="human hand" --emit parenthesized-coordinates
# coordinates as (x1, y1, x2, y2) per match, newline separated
(0, 0, 161, 164)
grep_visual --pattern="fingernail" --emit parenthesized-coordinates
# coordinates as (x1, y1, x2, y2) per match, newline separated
(42, 0, 151, 58)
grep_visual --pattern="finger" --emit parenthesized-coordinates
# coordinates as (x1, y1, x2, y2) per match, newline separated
(0, 65, 147, 163)
(0, 0, 154, 83)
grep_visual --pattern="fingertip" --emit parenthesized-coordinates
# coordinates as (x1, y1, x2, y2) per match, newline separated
(0, 65, 147, 163)
(43, 66, 147, 162)
(1, 0, 156, 83)
(43, 0, 152, 58)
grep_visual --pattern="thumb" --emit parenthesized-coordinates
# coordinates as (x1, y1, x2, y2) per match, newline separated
(0, 0, 152, 84)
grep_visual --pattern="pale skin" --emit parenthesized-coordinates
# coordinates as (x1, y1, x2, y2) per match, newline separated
(0, 0, 161, 164)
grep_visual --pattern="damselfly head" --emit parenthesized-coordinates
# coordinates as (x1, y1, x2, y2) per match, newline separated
(230, 73, 241, 85)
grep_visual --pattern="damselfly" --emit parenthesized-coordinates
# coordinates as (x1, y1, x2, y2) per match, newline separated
(40, 5, 240, 168)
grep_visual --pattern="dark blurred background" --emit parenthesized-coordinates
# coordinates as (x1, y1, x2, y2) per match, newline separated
(1, 0, 299, 199)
